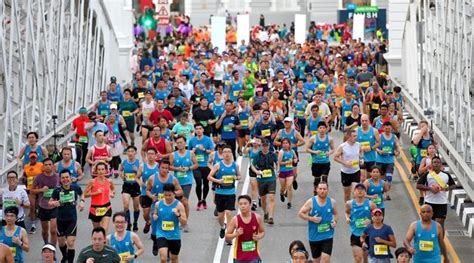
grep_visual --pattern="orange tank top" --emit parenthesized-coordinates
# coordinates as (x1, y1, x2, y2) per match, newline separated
(90, 178, 111, 206)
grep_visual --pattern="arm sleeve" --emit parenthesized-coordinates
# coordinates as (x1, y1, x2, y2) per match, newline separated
(417, 173, 428, 185)
(447, 173, 456, 186)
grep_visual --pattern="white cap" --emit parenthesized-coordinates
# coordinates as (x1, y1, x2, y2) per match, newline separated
(110, 104, 118, 110)
(284, 117, 293, 122)
(159, 56, 165, 60)
(335, 53, 342, 58)
(42, 244, 56, 252)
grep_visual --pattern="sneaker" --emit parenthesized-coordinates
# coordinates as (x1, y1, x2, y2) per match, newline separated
(263, 213, 269, 224)
(258, 197, 262, 207)
(29, 224, 36, 234)
(183, 224, 190, 233)
(127, 224, 132, 231)
(133, 223, 138, 232)
(214, 207, 218, 217)
(143, 222, 151, 234)
(152, 240, 158, 256)
(287, 202, 292, 209)
(292, 180, 298, 190)
(196, 200, 202, 211)
(280, 193, 285, 202)
(385, 195, 391, 201)
(251, 202, 257, 211)
(268, 217, 274, 225)
(219, 225, 226, 239)
(226, 240, 233, 246)
(202, 200, 207, 209)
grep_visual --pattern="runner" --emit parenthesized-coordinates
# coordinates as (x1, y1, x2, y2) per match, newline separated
(216, 100, 241, 159)
(250, 139, 278, 224)
(141, 125, 173, 162)
(243, 138, 261, 211)
(71, 107, 90, 167)
(169, 135, 197, 232)
(0, 207, 30, 263)
(136, 147, 160, 234)
(55, 147, 84, 185)
(146, 159, 183, 255)
(171, 112, 195, 141)
(188, 123, 215, 210)
(404, 204, 449, 263)
(210, 91, 226, 143)
(298, 181, 338, 262)
(85, 130, 112, 178)
(31, 158, 59, 245)
(306, 122, 335, 192)
(356, 114, 381, 182)
(0, 171, 30, 228)
(277, 138, 298, 209)
(236, 97, 251, 155)
(345, 183, 377, 263)
(334, 129, 362, 202)
(107, 212, 144, 262)
(22, 151, 43, 233)
(76, 227, 120, 263)
(363, 166, 388, 214)
(416, 157, 455, 229)
(375, 122, 400, 200)
(118, 89, 139, 146)
(48, 169, 84, 263)
(0, 243, 13, 263)
(16, 131, 48, 168)
(225, 195, 265, 263)
(208, 145, 241, 243)
(118, 146, 141, 231)
(251, 109, 277, 150)
(152, 183, 187, 263)
(360, 208, 397, 263)
(192, 97, 215, 137)
(40, 244, 56, 263)
(140, 91, 156, 143)
(84, 162, 115, 234)
(412, 120, 436, 204)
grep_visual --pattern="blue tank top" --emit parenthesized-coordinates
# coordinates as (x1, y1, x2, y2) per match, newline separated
(374, 116, 384, 131)
(215, 161, 237, 195)
(350, 199, 371, 237)
(151, 174, 174, 201)
(308, 196, 334, 241)
(280, 150, 294, 172)
(341, 99, 355, 124)
(123, 159, 140, 184)
(57, 160, 78, 180)
(368, 179, 385, 209)
(156, 199, 181, 240)
(140, 162, 159, 196)
(212, 102, 225, 117)
(376, 134, 395, 164)
(213, 152, 224, 166)
(294, 100, 307, 120)
(414, 220, 440, 262)
(230, 80, 243, 101)
(98, 100, 111, 116)
(238, 107, 250, 129)
(308, 115, 322, 136)
(23, 145, 44, 164)
(281, 129, 298, 152)
(202, 88, 214, 104)
(357, 127, 376, 162)
(154, 89, 168, 101)
(161, 129, 172, 141)
(110, 231, 135, 262)
(175, 96, 185, 109)
(0, 226, 23, 262)
(416, 137, 433, 164)
(311, 135, 330, 164)
(173, 151, 193, 186)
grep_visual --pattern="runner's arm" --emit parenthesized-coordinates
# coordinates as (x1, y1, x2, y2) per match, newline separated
(132, 232, 145, 258)
(403, 222, 416, 254)
(224, 216, 238, 240)
(19, 228, 29, 252)
(298, 198, 313, 222)
(172, 178, 183, 197)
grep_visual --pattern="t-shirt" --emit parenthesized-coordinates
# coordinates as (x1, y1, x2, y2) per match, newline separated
(0, 186, 29, 220)
(363, 224, 394, 258)
(87, 123, 108, 148)
(33, 173, 60, 209)
(417, 171, 455, 204)
(72, 116, 90, 137)
(77, 245, 121, 263)
(192, 108, 215, 135)
(166, 105, 183, 119)
(118, 100, 138, 121)
(149, 109, 174, 125)
(51, 184, 83, 221)
(172, 122, 194, 140)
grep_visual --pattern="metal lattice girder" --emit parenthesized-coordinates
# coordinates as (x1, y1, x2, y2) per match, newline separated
(0, 0, 115, 171)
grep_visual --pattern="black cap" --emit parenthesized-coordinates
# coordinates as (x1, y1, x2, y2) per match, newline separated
(4, 206, 18, 217)
(217, 141, 227, 147)
(261, 138, 270, 145)
(110, 76, 117, 83)
(355, 183, 366, 190)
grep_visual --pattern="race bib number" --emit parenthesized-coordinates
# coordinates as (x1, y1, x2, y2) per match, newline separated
(3, 199, 16, 208)
(420, 149, 428, 157)
(419, 240, 434, 251)
(223, 176, 234, 184)
(261, 129, 271, 137)
(100, 110, 108, 116)
(119, 252, 131, 263)
(374, 244, 389, 255)
(371, 103, 380, 110)
(317, 223, 331, 233)
(233, 90, 240, 97)
(223, 125, 233, 132)
(43, 188, 54, 198)
(352, 160, 360, 168)
(122, 111, 132, 118)
(125, 173, 136, 181)
(382, 146, 392, 154)
(311, 130, 318, 136)
(360, 141, 371, 151)
(262, 169, 272, 178)
(27, 176, 35, 188)
(9, 247, 15, 256)
(176, 171, 187, 178)
(373, 195, 382, 205)
(241, 240, 256, 252)
(199, 120, 208, 127)
(285, 162, 293, 169)
(296, 110, 304, 117)
(344, 111, 351, 117)
(60, 191, 74, 203)
(196, 153, 205, 162)
(225, 80, 231, 86)
(240, 120, 248, 127)
(162, 221, 175, 231)
(355, 218, 367, 228)
(79, 136, 88, 143)
(157, 193, 164, 200)
(317, 151, 326, 158)
(261, 79, 267, 84)
(95, 207, 108, 216)
(138, 92, 144, 98)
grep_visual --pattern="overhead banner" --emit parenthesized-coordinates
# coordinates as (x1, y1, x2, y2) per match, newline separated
(211, 16, 226, 54)
(237, 14, 250, 46)
(352, 13, 365, 42)
(294, 14, 306, 44)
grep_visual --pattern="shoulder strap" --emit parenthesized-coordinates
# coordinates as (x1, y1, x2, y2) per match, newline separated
(430, 171, 447, 189)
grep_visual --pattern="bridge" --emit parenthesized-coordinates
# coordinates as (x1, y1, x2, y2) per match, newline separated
(0, 0, 473, 262)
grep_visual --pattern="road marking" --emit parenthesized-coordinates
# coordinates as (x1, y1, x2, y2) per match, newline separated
(396, 150, 461, 263)
(213, 156, 245, 263)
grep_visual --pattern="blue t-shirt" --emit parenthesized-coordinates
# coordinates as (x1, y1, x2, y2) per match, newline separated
(363, 224, 394, 259)
(188, 135, 214, 167)
(221, 114, 240, 140)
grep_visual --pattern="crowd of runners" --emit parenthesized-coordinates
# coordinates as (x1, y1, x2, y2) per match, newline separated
(0, 9, 456, 263)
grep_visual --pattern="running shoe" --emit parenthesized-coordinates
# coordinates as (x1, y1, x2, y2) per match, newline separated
(280, 193, 285, 202)
(152, 240, 158, 256)
(287, 202, 292, 209)
(268, 217, 274, 225)
(29, 224, 36, 234)
(292, 180, 298, 190)
(196, 200, 202, 211)
(214, 207, 218, 217)
(127, 224, 132, 231)
(219, 225, 226, 239)
(133, 223, 138, 232)
(251, 202, 257, 211)
(385, 195, 391, 201)
(183, 224, 190, 233)
(202, 200, 207, 209)
(143, 222, 151, 234)
(419, 197, 424, 206)
(258, 197, 262, 207)
(263, 213, 269, 224)
(226, 240, 233, 246)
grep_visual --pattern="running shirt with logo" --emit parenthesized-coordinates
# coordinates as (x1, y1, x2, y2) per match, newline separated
(376, 134, 396, 164)
(357, 127, 376, 162)
(56, 161, 79, 182)
(311, 135, 331, 164)
(363, 223, 394, 259)
(33, 173, 59, 209)
(413, 220, 440, 262)
(238, 107, 250, 130)
(294, 100, 307, 120)
(156, 199, 181, 240)
(350, 199, 371, 237)
(122, 159, 140, 184)
(308, 115, 322, 136)
(23, 162, 43, 190)
(416, 137, 433, 165)
(308, 196, 334, 241)
(367, 179, 385, 208)
(340, 142, 361, 174)
(173, 151, 193, 186)
(252, 151, 277, 183)
(0, 226, 23, 262)
(51, 184, 83, 221)
(110, 231, 135, 263)
(229, 80, 244, 102)
(280, 129, 299, 152)
(280, 150, 294, 172)
(188, 136, 214, 167)
(234, 213, 261, 261)
(140, 162, 159, 196)
(215, 161, 238, 195)
(97, 100, 111, 116)
(0, 187, 29, 221)
(221, 115, 240, 140)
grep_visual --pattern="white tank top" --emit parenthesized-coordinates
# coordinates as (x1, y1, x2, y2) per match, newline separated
(341, 141, 361, 174)
(142, 100, 155, 125)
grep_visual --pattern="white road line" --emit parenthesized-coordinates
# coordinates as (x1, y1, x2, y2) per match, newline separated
(213, 156, 244, 263)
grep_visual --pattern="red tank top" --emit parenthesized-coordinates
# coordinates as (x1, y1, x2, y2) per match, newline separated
(92, 145, 109, 162)
(90, 178, 111, 206)
(148, 138, 166, 161)
(235, 213, 260, 261)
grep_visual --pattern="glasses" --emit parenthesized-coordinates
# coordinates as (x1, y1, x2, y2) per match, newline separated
(7, 176, 17, 179)
(114, 221, 127, 224)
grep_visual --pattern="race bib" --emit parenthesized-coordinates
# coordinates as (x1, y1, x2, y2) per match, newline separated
(360, 141, 371, 151)
(240, 120, 248, 127)
(60, 191, 74, 203)
(311, 131, 318, 136)
(157, 193, 164, 200)
(371, 103, 380, 110)
(223, 125, 233, 132)
(225, 80, 231, 86)
(261, 79, 267, 84)
(100, 110, 108, 116)
(241, 240, 256, 252)
(373, 195, 382, 205)
(43, 188, 54, 198)
(296, 110, 304, 117)
(125, 173, 136, 181)
(79, 136, 88, 143)
(261, 129, 271, 137)
(122, 111, 132, 118)
(285, 162, 293, 169)
(223, 175, 234, 184)
(27, 176, 35, 188)
(162, 221, 175, 231)
(3, 199, 16, 208)
(419, 240, 434, 251)
(10, 247, 16, 256)
(196, 154, 205, 163)
(420, 149, 428, 157)
(119, 252, 131, 263)
(352, 160, 360, 168)
(262, 169, 272, 178)
(344, 111, 351, 117)
(176, 171, 187, 178)
(374, 244, 389, 255)
(355, 218, 367, 228)
(317, 223, 331, 233)
(382, 146, 392, 154)
(199, 120, 208, 127)
(317, 151, 326, 158)
(138, 92, 144, 98)
(233, 90, 240, 97)
(95, 207, 108, 216)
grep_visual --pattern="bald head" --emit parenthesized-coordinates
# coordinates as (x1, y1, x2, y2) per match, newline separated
(420, 204, 433, 222)
(361, 114, 370, 128)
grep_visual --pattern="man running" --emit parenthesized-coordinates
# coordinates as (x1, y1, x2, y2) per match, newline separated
(216, 100, 241, 159)
(137, 147, 160, 234)
(334, 129, 362, 202)
(225, 195, 265, 263)
(306, 122, 335, 192)
(152, 184, 187, 263)
(55, 147, 84, 184)
(356, 114, 380, 182)
(0, 207, 30, 263)
(404, 204, 449, 263)
(49, 169, 84, 263)
(107, 212, 144, 262)
(208, 145, 241, 243)
(375, 122, 400, 200)
(0, 171, 30, 228)
(298, 181, 338, 262)
(77, 227, 120, 263)
(118, 146, 141, 231)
